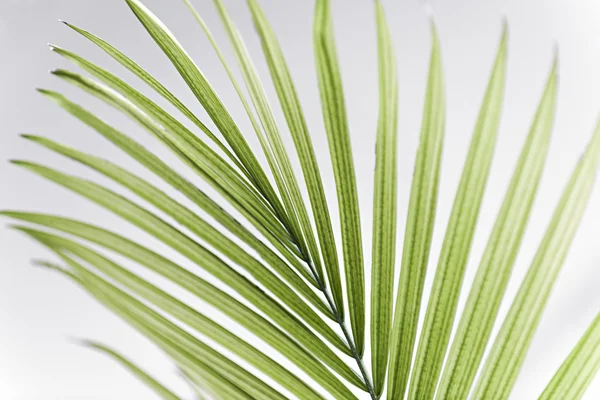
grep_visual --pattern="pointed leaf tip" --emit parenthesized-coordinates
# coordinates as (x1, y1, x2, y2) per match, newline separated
(36, 88, 50, 94)
(552, 43, 560, 68)
(20, 134, 38, 141)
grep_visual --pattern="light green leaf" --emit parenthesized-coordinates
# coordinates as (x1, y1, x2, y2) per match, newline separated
(386, 20, 445, 400)
(30, 231, 328, 400)
(180, 0, 316, 276)
(70, 257, 287, 400)
(473, 117, 600, 400)
(539, 313, 600, 400)
(436, 50, 557, 400)
(43, 67, 296, 253)
(21, 135, 335, 323)
(34, 257, 258, 400)
(314, 0, 365, 357)
(369, 1, 399, 396)
(408, 26, 507, 400)
(207, 0, 327, 290)
(78, 341, 182, 400)
(7, 216, 363, 391)
(124, 0, 291, 238)
(47, 46, 262, 210)
(247, 0, 344, 320)
(38, 84, 306, 269)
(39, 84, 306, 264)
(8, 162, 358, 363)
(59, 21, 246, 175)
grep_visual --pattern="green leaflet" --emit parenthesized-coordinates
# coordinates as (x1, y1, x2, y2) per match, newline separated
(78, 341, 182, 400)
(21, 135, 335, 324)
(34, 258, 257, 400)
(30, 232, 326, 400)
(7, 162, 361, 372)
(124, 0, 292, 240)
(65, 255, 287, 400)
(408, 26, 507, 400)
(436, 51, 558, 400)
(180, 0, 317, 275)
(386, 21, 445, 400)
(314, 0, 365, 357)
(18, 227, 359, 399)
(46, 47, 267, 216)
(40, 79, 299, 261)
(38, 87, 310, 277)
(473, 118, 600, 400)
(247, 0, 344, 320)
(370, 1, 399, 396)
(43, 67, 298, 255)
(539, 313, 600, 400)
(208, 0, 326, 285)
(60, 21, 246, 175)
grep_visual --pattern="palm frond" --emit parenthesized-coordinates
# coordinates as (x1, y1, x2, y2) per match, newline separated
(5, 0, 600, 399)
(436, 50, 558, 400)
(407, 22, 507, 400)
(125, 0, 291, 234)
(386, 18, 445, 400)
(314, 0, 367, 367)
(247, 0, 344, 322)
(473, 116, 600, 399)
(370, 2, 399, 396)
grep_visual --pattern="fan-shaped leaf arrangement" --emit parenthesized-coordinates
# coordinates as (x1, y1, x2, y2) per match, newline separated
(5, 0, 600, 399)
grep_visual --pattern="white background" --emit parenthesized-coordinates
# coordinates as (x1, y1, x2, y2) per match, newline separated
(1, 0, 599, 399)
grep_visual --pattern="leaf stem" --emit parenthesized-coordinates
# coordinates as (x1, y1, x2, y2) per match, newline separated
(309, 262, 377, 399)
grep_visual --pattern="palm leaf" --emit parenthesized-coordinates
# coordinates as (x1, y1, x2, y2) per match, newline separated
(9, 218, 355, 397)
(36, 259, 258, 400)
(124, 0, 291, 232)
(436, 51, 558, 400)
(5, 1, 600, 399)
(18, 135, 332, 320)
(6, 163, 358, 381)
(26, 230, 338, 399)
(314, 0, 366, 365)
(178, 0, 311, 264)
(200, 0, 326, 280)
(43, 70, 294, 250)
(406, 22, 508, 400)
(473, 116, 600, 399)
(59, 21, 246, 175)
(386, 19, 445, 400)
(81, 266, 288, 400)
(247, 0, 345, 320)
(370, 1, 399, 396)
(539, 313, 600, 400)
(40, 86, 308, 271)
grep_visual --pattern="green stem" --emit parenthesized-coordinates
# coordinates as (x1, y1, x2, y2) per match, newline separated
(310, 261, 377, 399)
(274, 198, 375, 397)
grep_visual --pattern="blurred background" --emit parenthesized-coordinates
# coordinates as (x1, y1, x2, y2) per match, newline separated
(1, 0, 599, 398)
